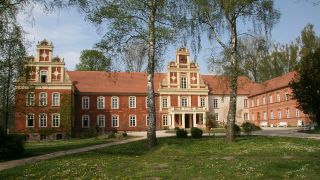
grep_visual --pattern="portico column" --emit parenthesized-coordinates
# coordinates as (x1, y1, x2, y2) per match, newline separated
(171, 113, 175, 128)
(182, 113, 185, 128)
(203, 113, 207, 128)
(193, 113, 197, 127)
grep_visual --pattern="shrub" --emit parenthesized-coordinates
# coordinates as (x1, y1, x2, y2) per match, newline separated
(224, 124, 241, 135)
(0, 132, 26, 159)
(176, 129, 188, 138)
(241, 122, 261, 135)
(191, 127, 203, 138)
(122, 132, 128, 137)
(174, 127, 180, 131)
(108, 133, 116, 139)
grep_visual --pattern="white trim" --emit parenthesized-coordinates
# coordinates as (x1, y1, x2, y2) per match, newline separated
(26, 92, 35, 106)
(52, 92, 60, 106)
(82, 96, 89, 109)
(52, 113, 60, 127)
(129, 96, 136, 108)
(111, 115, 119, 127)
(111, 96, 119, 109)
(97, 96, 105, 109)
(129, 114, 137, 127)
(26, 113, 35, 127)
(39, 92, 47, 106)
(146, 115, 149, 126)
(82, 115, 90, 128)
(39, 113, 47, 127)
(97, 114, 105, 127)
(162, 114, 168, 126)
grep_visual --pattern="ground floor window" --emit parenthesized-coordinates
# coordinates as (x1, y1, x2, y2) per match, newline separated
(26, 114, 34, 127)
(129, 115, 136, 127)
(112, 115, 119, 127)
(214, 113, 219, 121)
(82, 115, 89, 128)
(52, 114, 60, 127)
(162, 115, 168, 126)
(39, 113, 47, 127)
(97, 115, 105, 127)
(146, 115, 150, 126)
(244, 113, 248, 121)
(40, 134, 47, 140)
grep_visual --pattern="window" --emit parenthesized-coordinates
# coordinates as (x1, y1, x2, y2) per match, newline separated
(82, 115, 89, 128)
(244, 113, 248, 121)
(97, 115, 105, 127)
(97, 96, 105, 109)
(278, 110, 282, 119)
(146, 115, 150, 126)
(129, 96, 136, 108)
(181, 97, 188, 107)
(111, 115, 119, 127)
(270, 110, 274, 119)
(26, 92, 35, 106)
(285, 91, 289, 101)
(180, 76, 187, 89)
(26, 114, 34, 127)
(40, 70, 47, 83)
(296, 109, 301, 118)
(200, 97, 206, 107)
(244, 99, 248, 108)
(256, 98, 260, 106)
(251, 99, 254, 107)
(214, 113, 219, 121)
(39, 113, 47, 127)
(277, 93, 281, 102)
(82, 96, 89, 109)
(52, 93, 60, 106)
(263, 97, 266, 105)
(269, 95, 273, 103)
(162, 115, 168, 126)
(111, 96, 119, 109)
(39, 92, 47, 106)
(286, 108, 290, 118)
(213, 99, 218, 108)
(263, 111, 267, 120)
(162, 97, 168, 108)
(145, 97, 148, 108)
(129, 115, 136, 127)
(52, 114, 60, 127)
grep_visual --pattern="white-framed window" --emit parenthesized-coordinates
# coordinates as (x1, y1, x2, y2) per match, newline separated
(251, 99, 254, 107)
(52, 93, 60, 106)
(286, 108, 290, 118)
(162, 96, 168, 108)
(162, 114, 168, 126)
(244, 113, 248, 121)
(52, 113, 60, 127)
(180, 76, 187, 89)
(26, 114, 34, 127)
(213, 99, 218, 108)
(263, 111, 267, 120)
(129, 96, 136, 108)
(277, 93, 281, 102)
(26, 92, 35, 106)
(97, 115, 105, 127)
(270, 110, 274, 120)
(82, 96, 89, 109)
(145, 97, 148, 108)
(129, 115, 136, 127)
(200, 96, 206, 107)
(39, 113, 47, 127)
(181, 97, 188, 107)
(40, 70, 47, 83)
(296, 109, 301, 118)
(146, 115, 150, 126)
(111, 115, 119, 127)
(256, 98, 260, 106)
(97, 96, 105, 109)
(82, 115, 89, 128)
(285, 91, 289, 101)
(278, 110, 282, 119)
(244, 99, 248, 108)
(269, 95, 273, 103)
(39, 92, 47, 106)
(214, 113, 219, 121)
(111, 96, 119, 109)
(262, 96, 266, 105)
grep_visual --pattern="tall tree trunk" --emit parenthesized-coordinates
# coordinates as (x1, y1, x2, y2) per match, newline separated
(4, 43, 13, 134)
(226, 20, 238, 142)
(147, 0, 157, 149)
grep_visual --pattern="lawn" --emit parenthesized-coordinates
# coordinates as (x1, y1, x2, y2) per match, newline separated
(1, 136, 320, 179)
(1, 135, 130, 162)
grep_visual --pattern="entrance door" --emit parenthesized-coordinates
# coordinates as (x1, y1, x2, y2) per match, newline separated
(185, 114, 190, 128)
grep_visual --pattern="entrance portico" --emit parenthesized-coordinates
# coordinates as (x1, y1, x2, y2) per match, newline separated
(169, 108, 207, 129)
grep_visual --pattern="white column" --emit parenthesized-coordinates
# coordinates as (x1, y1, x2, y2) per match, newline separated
(203, 113, 207, 128)
(193, 113, 197, 127)
(171, 113, 175, 128)
(182, 113, 185, 128)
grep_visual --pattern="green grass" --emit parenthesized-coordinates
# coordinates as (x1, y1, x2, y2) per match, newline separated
(1, 135, 129, 162)
(1, 136, 320, 179)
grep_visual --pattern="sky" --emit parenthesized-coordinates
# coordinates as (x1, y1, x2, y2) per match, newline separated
(18, 1, 320, 74)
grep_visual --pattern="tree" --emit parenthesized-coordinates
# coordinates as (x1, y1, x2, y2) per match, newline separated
(69, 0, 187, 148)
(290, 47, 320, 125)
(190, 0, 280, 142)
(75, 49, 111, 71)
(121, 40, 148, 72)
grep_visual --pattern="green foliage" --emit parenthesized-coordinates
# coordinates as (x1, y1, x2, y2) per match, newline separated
(225, 124, 241, 135)
(176, 129, 188, 138)
(0, 131, 25, 159)
(122, 132, 127, 137)
(205, 114, 218, 129)
(108, 133, 116, 139)
(190, 127, 203, 138)
(75, 49, 111, 71)
(241, 122, 261, 135)
(60, 94, 72, 135)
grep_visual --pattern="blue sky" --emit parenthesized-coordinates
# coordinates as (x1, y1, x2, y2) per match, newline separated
(18, 1, 320, 74)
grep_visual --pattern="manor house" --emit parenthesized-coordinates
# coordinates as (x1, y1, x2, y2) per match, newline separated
(14, 40, 310, 140)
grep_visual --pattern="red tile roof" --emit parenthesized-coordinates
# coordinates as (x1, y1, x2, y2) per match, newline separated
(67, 71, 166, 94)
(249, 71, 297, 97)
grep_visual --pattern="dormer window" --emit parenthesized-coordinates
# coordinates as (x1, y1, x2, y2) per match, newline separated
(180, 76, 187, 89)
(40, 71, 47, 83)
